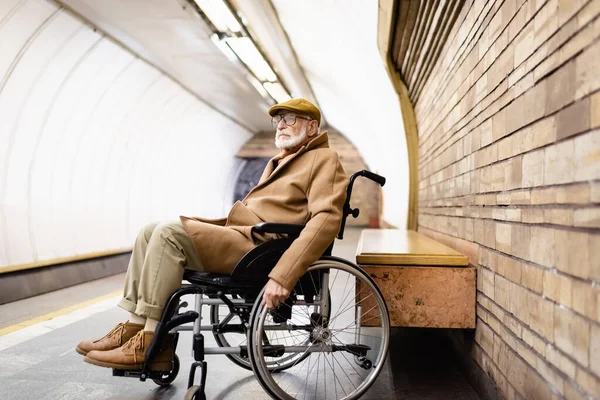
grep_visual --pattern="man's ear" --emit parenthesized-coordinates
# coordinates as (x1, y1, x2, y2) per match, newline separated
(309, 120, 319, 136)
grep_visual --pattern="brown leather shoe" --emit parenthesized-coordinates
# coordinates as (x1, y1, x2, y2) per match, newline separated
(84, 330, 174, 371)
(76, 321, 144, 356)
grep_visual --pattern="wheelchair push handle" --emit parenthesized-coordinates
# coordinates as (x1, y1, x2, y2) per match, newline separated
(337, 170, 386, 240)
(357, 170, 386, 187)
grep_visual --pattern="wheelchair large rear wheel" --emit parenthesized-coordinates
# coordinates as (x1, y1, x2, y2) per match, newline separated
(248, 257, 390, 400)
(211, 293, 331, 372)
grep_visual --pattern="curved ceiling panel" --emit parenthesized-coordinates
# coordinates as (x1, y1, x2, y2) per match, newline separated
(271, 0, 409, 228)
(59, 0, 273, 132)
(0, 0, 252, 269)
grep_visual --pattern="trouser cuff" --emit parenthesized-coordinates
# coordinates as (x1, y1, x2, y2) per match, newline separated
(118, 297, 137, 314)
(134, 300, 165, 321)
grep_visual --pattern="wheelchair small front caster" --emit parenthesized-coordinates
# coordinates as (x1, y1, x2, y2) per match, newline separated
(152, 355, 180, 386)
(184, 385, 206, 400)
(186, 360, 207, 400)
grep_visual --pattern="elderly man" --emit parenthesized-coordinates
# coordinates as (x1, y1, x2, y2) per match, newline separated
(77, 98, 349, 370)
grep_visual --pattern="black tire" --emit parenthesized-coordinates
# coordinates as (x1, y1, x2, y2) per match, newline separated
(151, 354, 180, 386)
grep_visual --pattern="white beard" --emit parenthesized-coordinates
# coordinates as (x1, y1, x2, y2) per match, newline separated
(275, 126, 308, 150)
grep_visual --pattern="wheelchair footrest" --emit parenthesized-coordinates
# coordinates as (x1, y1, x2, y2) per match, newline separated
(112, 369, 170, 380)
(332, 343, 371, 357)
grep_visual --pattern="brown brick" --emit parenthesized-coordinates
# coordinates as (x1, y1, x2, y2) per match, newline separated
(506, 96, 526, 135)
(522, 208, 545, 223)
(507, 348, 528, 393)
(481, 267, 496, 300)
(571, 280, 600, 323)
(590, 233, 600, 281)
(544, 208, 574, 226)
(474, 219, 485, 245)
(497, 135, 514, 161)
(522, 148, 545, 187)
(591, 324, 600, 377)
(575, 366, 600, 397)
(564, 381, 588, 400)
(511, 223, 531, 259)
(497, 253, 522, 283)
(575, 39, 600, 99)
(546, 60, 576, 114)
(522, 116, 557, 153)
(507, 155, 523, 190)
(484, 219, 496, 249)
(574, 207, 600, 228)
(523, 80, 547, 125)
(495, 275, 510, 311)
(554, 305, 590, 367)
(465, 218, 474, 241)
(525, 366, 556, 400)
(506, 208, 521, 221)
(577, 0, 600, 27)
(543, 270, 573, 307)
(574, 129, 600, 181)
(557, 183, 590, 204)
(592, 182, 600, 203)
(536, 356, 566, 396)
(591, 91, 600, 129)
(544, 139, 575, 185)
(523, 326, 547, 356)
(476, 319, 495, 354)
(557, 98, 591, 140)
(529, 226, 555, 267)
(555, 229, 591, 279)
(496, 222, 512, 254)
(558, 0, 587, 25)
(521, 262, 543, 293)
(529, 293, 555, 342)
(534, 0, 559, 46)
(481, 119, 494, 148)
(511, 189, 531, 204)
(546, 344, 577, 379)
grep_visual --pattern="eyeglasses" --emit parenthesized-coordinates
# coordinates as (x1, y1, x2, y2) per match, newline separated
(271, 113, 312, 127)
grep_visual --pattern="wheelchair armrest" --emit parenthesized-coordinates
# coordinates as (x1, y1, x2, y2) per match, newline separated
(252, 222, 305, 235)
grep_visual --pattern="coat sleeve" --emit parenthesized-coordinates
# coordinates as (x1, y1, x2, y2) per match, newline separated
(268, 150, 349, 291)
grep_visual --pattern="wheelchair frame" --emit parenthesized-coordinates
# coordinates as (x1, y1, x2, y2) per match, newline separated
(112, 170, 390, 400)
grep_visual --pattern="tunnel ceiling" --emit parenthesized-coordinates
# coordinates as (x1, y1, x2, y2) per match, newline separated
(390, 0, 465, 103)
(58, 0, 272, 132)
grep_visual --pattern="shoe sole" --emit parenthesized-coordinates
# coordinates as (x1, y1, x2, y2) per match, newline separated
(83, 356, 172, 372)
(75, 347, 87, 356)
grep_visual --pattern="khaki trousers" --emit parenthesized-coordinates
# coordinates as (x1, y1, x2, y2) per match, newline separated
(118, 221, 204, 320)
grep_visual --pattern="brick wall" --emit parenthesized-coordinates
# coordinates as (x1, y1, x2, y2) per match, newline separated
(415, 0, 600, 398)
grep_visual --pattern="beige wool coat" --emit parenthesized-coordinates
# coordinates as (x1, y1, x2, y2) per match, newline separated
(180, 132, 349, 291)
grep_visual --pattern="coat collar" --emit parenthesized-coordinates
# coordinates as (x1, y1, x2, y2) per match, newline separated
(255, 131, 330, 190)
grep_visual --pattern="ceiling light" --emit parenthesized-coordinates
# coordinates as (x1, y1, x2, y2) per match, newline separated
(210, 33, 237, 62)
(193, 0, 241, 33)
(225, 37, 277, 82)
(263, 82, 291, 103)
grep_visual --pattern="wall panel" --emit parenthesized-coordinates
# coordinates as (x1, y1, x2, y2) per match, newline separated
(382, 0, 600, 398)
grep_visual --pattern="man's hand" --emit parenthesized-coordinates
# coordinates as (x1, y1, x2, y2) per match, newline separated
(261, 279, 290, 309)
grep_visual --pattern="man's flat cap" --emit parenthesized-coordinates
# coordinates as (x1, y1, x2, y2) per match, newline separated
(268, 98, 321, 126)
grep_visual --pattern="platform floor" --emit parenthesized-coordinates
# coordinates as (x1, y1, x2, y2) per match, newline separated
(0, 228, 480, 399)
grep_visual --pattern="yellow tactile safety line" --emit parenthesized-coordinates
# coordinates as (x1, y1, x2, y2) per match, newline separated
(0, 290, 122, 336)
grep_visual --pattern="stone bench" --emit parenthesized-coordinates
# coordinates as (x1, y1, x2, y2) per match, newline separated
(356, 229, 476, 328)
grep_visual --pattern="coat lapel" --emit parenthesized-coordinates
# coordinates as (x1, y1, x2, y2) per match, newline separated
(245, 132, 330, 200)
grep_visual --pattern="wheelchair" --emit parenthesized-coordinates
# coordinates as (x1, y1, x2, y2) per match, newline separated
(113, 170, 391, 400)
